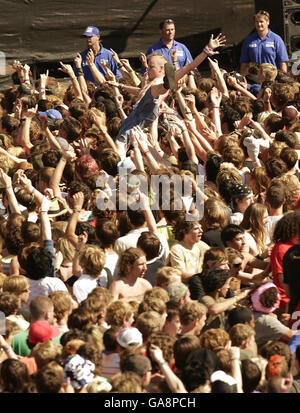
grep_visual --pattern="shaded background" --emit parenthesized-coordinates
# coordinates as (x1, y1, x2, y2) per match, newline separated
(0, 0, 298, 89)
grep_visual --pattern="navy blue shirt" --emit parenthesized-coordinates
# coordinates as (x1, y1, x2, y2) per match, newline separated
(240, 29, 289, 68)
(141, 39, 194, 73)
(80, 43, 122, 85)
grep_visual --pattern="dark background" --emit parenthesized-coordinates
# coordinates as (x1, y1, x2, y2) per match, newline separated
(0, 0, 298, 89)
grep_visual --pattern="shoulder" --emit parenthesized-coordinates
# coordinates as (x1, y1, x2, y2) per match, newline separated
(174, 41, 190, 52)
(268, 30, 284, 42)
(147, 41, 163, 52)
(243, 31, 257, 44)
(200, 295, 215, 306)
(197, 240, 210, 251)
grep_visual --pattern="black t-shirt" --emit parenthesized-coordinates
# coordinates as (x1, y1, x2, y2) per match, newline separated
(283, 243, 300, 314)
(201, 228, 224, 249)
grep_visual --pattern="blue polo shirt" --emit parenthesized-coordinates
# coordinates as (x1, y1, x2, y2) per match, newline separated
(141, 39, 194, 73)
(79, 43, 122, 85)
(240, 30, 289, 68)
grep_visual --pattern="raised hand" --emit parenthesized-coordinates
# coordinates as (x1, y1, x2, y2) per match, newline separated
(120, 59, 132, 72)
(22, 104, 38, 119)
(40, 69, 49, 86)
(58, 62, 75, 78)
(73, 191, 84, 212)
(74, 53, 82, 68)
(86, 50, 95, 65)
(139, 52, 148, 69)
(208, 33, 226, 51)
(78, 138, 90, 155)
(110, 48, 121, 65)
(207, 57, 220, 73)
(209, 87, 222, 106)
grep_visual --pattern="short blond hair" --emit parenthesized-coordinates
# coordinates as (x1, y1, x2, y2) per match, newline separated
(155, 266, 182, 287)
(259, 63, 278, 82)
(79, 244, 106, 278)
(179, 301, 207, 326)
(229, 323, 255, 347)
(105, 299, 133, 328)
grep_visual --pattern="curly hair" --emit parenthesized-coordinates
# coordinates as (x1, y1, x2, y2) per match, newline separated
(118, 247, 145, 278)
(272, 210, 300, 243)
(259, 287, 279, 309)
(199, 328, 230, 352)
(105, 299, 133, 328)
(201, 268, 231, 294)
(0, 292, 20, 316)
(172, 217, 197, 241)
(146, 332, 176, 373)
(180, 348, 219, 392)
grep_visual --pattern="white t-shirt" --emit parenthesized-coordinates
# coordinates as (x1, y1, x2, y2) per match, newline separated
(27, 277, 68, 308)
(266, 215, 283, 240)
(73, 270, 108, 303)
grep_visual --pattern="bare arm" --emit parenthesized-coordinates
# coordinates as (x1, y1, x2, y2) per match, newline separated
(74, 53, 92, 104)
(279, 62, 288, 73)
(175, 33, 226, 81)
(205, 289, 251, 315)
(0, 169, 21, 215)
(58, 61, 83, 101)
(65, 192, 84, 247)
(149, 344, 187, 393)
(86, 50, 106, 87)
(208, 57, 229, 97)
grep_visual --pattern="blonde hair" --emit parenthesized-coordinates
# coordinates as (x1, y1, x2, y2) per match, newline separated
(2, 275, 29, 296)
(259, 63, 278, 82)
(105, 299, 133, 328)
(155, 266, 182, 287)
(31, 340, 62, 369)
(49, 291, 72, 323)
(179, 301, 207, 326)
(240, 203, 268, 252)
(204, 198, 228, 230)
(79, 244, 106, 278)
(56, 237, 75, 263)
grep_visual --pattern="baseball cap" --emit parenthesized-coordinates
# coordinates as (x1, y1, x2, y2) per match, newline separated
(38, 109, 63, 127)
(28, 320, 60, 345)
(116, 327, 143, 349)
(82, 26, 100, 37)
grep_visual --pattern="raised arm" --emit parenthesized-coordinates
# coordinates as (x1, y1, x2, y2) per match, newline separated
(175, 33, 226, 81)
(149, 344, 187, 393)
(65, 192, 84, 247)
(58, 61, 83, 101)
(0, 168, 21, 215)
(86, 49, 106, 87)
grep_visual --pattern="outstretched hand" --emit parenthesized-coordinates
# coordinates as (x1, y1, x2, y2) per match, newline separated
(208, 33, 226, 51)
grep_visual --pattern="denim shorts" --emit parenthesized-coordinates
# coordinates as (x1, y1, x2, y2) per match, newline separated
(116, 88, 160, 145)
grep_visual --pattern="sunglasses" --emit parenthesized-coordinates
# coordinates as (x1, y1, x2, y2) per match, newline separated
(232, 263, 242, 268)
(160, 19, 174, 28)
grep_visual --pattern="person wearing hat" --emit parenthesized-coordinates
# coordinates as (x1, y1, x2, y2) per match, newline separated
(78, 26, 122, 85)
(229, 183, 254, 226)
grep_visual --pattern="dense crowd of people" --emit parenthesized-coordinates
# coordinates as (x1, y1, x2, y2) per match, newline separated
(0, 10, 299, 394)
